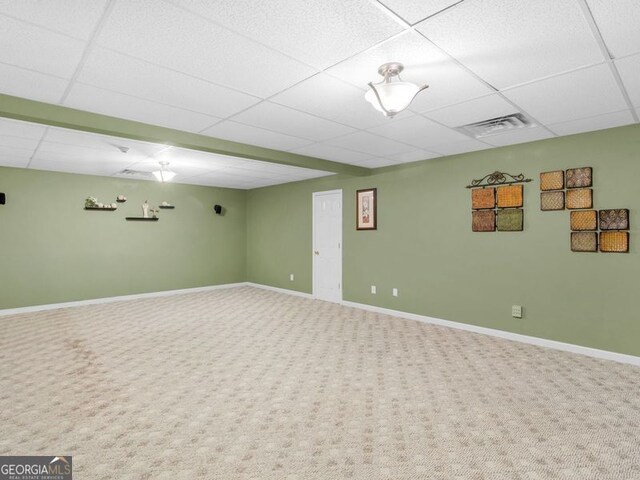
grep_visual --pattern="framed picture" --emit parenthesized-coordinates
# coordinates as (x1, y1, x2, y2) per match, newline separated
(356, 188, 377, 230)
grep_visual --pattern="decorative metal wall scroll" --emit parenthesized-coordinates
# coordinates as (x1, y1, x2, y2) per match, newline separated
(466, 171, 532, 189)
(539, 167, 630, 253)
(467, 171, 531, 233)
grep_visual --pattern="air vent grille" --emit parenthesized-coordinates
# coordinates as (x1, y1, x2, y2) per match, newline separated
(456, 113, 535, 138)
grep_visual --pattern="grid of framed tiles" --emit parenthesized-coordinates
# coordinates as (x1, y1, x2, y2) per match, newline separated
(471, 184, 524, 232)
(540, 167, 630, 253)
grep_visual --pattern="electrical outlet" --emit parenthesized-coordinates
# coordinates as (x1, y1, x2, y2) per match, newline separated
(512, 305, 522, 318)
(289, 274, 294, 281)
(392, 288, 398, 297)
(371, 285, 376, 294)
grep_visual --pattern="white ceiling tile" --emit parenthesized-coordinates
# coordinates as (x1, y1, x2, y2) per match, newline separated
(417, 0, 604, 89)
(170, 0, 402, 70)
(232, 160, 331, 181)
(157, 147, 249, 170)
(29, 153, 133, 176)
(271, 74, 393, 129)
(0, 0, 108, 40)
(77, 47, 260, 118)
(201, 121, 313, 152)
(5, 121, 332, 188)
(181, 174, 239, 187)
(502, 64, 628, 125)
(65, 84, 221, 133)
(429, 138, 492, 156)
(481, 126, 554, 147)
(156, 150, 280, 179)
(0, 15, 85, 78)
(294, 170, 334, 180)
(163, 148, 331, 181)
(226, 160, 298, 174)
(43, 126, 168, 158)
(378, 0, 461, 25)
(367, 114, 470, 149)
(289, 143, 374, 164)
(325, 131, 414, 156)
(255, 178, 297, 187)
(35, 141, 146, 167)
(97, 0, 316, 98)
(231, 102, 356, 142)
(126, 158, 211, 179)
(0, 146, 34, 168)
(424, 94, 517, 127)
(0, 134, 40, 151)
(328, 31, 492, 112)
(0, 118, 47, 139)
(616, 54, 640, 108)
(222, 166, 287, 180)
(351, 158, 399, 168)
(586, 0, 640, 58)
(382, 150, 441, 163)
(0, 63, 69, 103)
(184, 171, 267, 189)
(548, 110, 635, 137)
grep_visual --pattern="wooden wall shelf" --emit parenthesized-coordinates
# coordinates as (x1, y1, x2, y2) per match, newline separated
(125, 217, 159, 221)
(159, 205, 175, 209)
(85, 207, 117, 211)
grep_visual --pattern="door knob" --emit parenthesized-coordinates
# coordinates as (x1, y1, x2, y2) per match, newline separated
(314, 251, 319, 255)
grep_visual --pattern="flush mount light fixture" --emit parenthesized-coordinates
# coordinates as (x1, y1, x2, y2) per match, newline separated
(365, 62, 429, 118)
(152, 161, 176, 183)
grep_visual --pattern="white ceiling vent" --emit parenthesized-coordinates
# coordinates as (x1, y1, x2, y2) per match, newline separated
(456, 113, 535, 138)
(114, 169, 154, 179)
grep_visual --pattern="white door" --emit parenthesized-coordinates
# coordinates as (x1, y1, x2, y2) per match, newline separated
(313, 190, 342, 303)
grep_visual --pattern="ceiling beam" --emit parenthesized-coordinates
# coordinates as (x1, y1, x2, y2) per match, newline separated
(0, 93, 371, 176)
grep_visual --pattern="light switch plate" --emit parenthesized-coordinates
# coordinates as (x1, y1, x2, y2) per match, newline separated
(512, 305, 522, 318)
(392, 288, 398, 297)
(371, 285, 376, 294)
(289, 274, 294, 281)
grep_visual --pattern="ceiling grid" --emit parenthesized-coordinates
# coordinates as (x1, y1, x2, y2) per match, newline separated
(0, 0, 638, 188)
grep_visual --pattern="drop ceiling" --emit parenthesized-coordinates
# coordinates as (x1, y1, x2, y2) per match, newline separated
(0, 0, 638, 189)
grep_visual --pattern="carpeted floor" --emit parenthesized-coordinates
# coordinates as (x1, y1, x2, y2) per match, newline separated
(1, 287, 639, 479)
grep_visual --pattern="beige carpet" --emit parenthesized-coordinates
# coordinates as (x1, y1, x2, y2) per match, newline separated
(1, 287, 639, 479)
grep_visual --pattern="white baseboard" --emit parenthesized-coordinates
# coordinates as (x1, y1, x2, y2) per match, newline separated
(3, 281, 638, 367)
(246, 282, 314, 299)
(244, 285, 640, 365)
(341, 300, 640, 367)
(0, 282, 248, 317)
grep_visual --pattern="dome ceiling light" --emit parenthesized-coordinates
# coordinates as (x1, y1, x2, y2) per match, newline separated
(365, 62, 429, 118)
(152, 161, 176, 183)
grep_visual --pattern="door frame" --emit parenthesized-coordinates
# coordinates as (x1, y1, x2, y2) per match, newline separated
(312, 189, 343, 302)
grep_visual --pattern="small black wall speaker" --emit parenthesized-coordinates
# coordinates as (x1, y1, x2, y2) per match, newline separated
(0, 193, 5, 205)
(213, 204, 222, 215)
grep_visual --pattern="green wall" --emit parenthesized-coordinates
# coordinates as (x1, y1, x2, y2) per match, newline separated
(247, 125, 640, 356)
(0, 167, 246, 309)
(2, 125, 638, 356)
